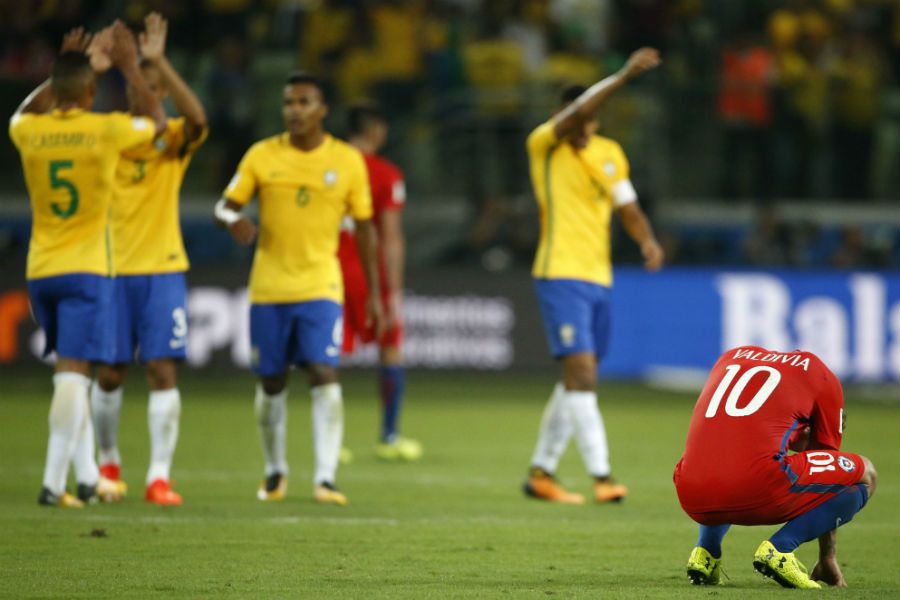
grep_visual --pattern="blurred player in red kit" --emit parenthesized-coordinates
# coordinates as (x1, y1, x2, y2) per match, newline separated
(674, 346, 877, 589)
(338, 102, 422, 461)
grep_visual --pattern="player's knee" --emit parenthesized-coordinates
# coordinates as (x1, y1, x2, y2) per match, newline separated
(860, 455, 877, 499)
(308, 364, 338, 387)
(562, 353, 597, 391)
(145, 360, 177, 390)
(261, 375, 287, 396)
(96, 366, 125, 391)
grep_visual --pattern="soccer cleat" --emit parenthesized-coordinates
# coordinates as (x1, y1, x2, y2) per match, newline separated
(314, 481, 348, 506)
(256, 472, 287, 501)
(38, 487, 84, 508)
(145, 479, 183, 506)
(523, 468, 586, 505)
(686, 546, 722, 585)
(593, 478, 628, 504)
(99, 463, 121, 481)
(375, 437, 423, 461)
(752, 540, 822, 589)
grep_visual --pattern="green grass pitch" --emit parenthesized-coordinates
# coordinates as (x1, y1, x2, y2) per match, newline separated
(1, 370, 898, 599)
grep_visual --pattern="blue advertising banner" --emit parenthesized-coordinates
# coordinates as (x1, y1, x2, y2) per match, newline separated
(606, 268, 900, 383)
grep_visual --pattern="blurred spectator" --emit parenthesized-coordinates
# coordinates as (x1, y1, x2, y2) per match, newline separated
(829, 31, 885, 200)
(831, 225, 887, 268)
(717, 31, 775, 202)
(206, 35, 258, 188)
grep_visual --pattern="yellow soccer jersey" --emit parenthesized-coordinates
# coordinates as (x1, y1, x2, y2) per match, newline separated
(225, 133, 372, 304)
(9, 109, 156, 279)
(113, 117, 207, 274)
(527, 120, 638, 287)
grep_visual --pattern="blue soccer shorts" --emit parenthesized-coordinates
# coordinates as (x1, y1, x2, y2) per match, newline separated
(534, 278, 612, 361)
(28, 273, 115, 362)
(112, 273, 188, 363)
(249, 300, 343, 377)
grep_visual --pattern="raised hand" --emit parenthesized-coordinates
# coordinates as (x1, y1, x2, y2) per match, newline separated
(623, 47, 662, 79)
(60, 27, 92, 54)
(139, 12, 168, 62)
(109, 20, 139, 70)
(86, 26, 114, 72)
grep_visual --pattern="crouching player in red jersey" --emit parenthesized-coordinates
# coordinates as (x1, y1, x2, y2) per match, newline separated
(338, 102, 421, 461)
(674, 346, 877, 589)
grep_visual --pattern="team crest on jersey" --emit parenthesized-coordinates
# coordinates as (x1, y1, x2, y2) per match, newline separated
(324, 169, 338, 187)
(559, 324, 576, 347)
(603, 161, 616, 176)
(154, 137, 168, 152)
(837, 456, 856, 473)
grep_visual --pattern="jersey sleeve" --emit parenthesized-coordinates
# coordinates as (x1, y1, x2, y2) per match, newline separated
(607, 142, 638, 208)
(108, 112, 156, 151)
(8, 113, 29, 148)
(223, 145, 260, 206)
(809, 364, 845, 451)
(380, 163, 406, 212)
(346, 150, 374, 220)
(169, 117, 208, 157)
(526, 121, 558, 156)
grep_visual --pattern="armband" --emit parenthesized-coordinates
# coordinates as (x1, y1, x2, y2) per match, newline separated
(214, 198, 242, 225)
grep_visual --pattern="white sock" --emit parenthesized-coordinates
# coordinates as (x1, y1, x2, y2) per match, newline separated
(90, 382, 123, 467)
(146, 388, 181, 484)
(529, 382, 573, 473)
(255, 385, 288, 477)
(42, 373, 90, 495)
(311, 383, 343, 486)
(71, 405, 99, 486)
(566, 389, 611, 477)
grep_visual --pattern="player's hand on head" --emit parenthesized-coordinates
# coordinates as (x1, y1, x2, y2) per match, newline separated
(641, 239, 664, 272)
(623, 47, 661, 78)
(87, 26, 114, 73)
(61, 27, 92, 54)
(811, 556, 847, 587)
(139, 12, 167, 62)
(228, 217, 257, 246)
(109, 20, 139, 69)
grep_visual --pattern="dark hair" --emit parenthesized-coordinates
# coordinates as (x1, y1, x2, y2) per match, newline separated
(347, 100, 385, 136)
(285, 71, 326, 101)
(51, 52, 94, 102)
(560, 84, 588, 105)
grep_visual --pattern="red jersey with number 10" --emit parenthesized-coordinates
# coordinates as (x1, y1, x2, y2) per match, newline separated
(678, 346, 844, 505)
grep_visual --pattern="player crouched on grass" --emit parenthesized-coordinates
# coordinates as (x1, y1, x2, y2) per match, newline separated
(674, 346, 877, 589)
(338, 101, 422, 461)
(89, 13, 208, 507)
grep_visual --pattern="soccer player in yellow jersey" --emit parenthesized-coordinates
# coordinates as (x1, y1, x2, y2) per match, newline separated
(216, 73, 383, 506)
(8, 24, 165, 508)
(522, 48, 665, 505)
(86, 13, 208, 507)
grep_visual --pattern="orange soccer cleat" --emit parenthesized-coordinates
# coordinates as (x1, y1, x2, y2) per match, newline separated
(523, 467, 586, 505)
(593, 478, 628, 504)
(145, 479, 183, 506)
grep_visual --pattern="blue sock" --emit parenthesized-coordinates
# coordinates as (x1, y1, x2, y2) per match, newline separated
(697, 524, 730, 558)
(770, 484, 868, 553)
(379, 366, 405, 442)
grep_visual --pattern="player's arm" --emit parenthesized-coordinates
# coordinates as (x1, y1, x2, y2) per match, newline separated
(379, 209, 404, 328)
(354, 219, 385, 337)
(13, 28, 95, 118)
(617, 202, 664, 271)
(139, 12, 208, 140)
(810, 530, 847, 587)
(109, 20, 166, 137)
(551, 47, 660, 141)
(215, 150, 258, 245)
(808, 366, 845, 451)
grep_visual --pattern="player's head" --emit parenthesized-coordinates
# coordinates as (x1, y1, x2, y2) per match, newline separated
(347, 100, 388, 151)
(282, 71, 328, 137)
(558, 83, 598, 149)
(126, 58, 169, 111)
(50, 51, 96, 108)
